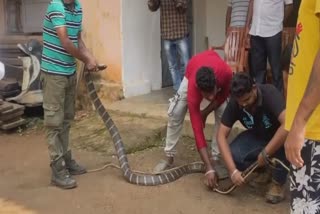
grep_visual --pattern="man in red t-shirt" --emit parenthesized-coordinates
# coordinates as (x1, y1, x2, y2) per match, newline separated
(153, 50, 232, 188)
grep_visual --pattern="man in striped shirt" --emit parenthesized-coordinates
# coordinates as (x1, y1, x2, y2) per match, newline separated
(226, 0, 250, 33)
(41, 0, 97, 189)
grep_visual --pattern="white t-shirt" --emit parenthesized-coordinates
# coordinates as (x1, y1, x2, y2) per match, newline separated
(249, 0, 293, 37)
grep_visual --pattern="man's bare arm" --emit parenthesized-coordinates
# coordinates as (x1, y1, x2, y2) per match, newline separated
(284, 49, 320, 167)
(217, 124, 237, 174)
(202, 100, 220, 117)
(264, 110, 288, 156)
(198, 148, 214, 170)
(78, 32, 96, 63)
(56, 27, 90, 63)
(291, 50, 320, 129)
(284, 4, 293, 23)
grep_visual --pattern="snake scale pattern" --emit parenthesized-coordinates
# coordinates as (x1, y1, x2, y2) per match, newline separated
(84, 71, 268, 193)
(85, 73, 206, 186)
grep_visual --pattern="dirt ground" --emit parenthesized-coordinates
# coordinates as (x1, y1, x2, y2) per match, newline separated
(0, 111, 290, 214)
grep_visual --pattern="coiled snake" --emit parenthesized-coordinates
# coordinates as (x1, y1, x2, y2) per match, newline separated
(84, 68, 289, 193)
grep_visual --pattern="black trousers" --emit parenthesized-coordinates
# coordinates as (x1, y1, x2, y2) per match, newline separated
(250, 32, 283, 92)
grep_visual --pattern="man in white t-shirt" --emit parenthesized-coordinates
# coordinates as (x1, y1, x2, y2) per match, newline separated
(248, 0, 293, 92)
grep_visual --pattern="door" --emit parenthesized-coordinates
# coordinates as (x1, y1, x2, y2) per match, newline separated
(161, 0, 193, 88)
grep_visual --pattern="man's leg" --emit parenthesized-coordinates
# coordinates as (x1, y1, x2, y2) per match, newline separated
(41, 72, 76, 189)
(290, 139, 320, 213)
(265, 145, 289, 204)
(211, 101, 229, 179)
(211, 101, 228, 159)
(153, 77, 188, 173)
(229, 130, 266, 171)
(163, 39, 181, 91)
(176, 36, 190, 81)
(60, 75, 75, 156)
(230, 129, 288, 204)
(266, 32, 283, 92)
(61, 74, 86, 175)
(250, 35, 268, 84)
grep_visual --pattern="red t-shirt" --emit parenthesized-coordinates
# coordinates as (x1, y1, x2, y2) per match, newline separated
(185, 50, 232, 150)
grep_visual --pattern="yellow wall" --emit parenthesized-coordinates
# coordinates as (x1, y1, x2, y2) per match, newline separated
(81, 0, 122, 86)
(0, 0, 123, 102)
(0, 0, 122, 84)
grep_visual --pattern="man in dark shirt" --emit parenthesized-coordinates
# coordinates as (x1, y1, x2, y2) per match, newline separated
(217, 72, 289, 204)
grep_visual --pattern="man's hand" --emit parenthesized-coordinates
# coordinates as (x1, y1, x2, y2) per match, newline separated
(284, 130, 305, 168)
(148, 0, 160, 11)
(85, 56, 98, 72)
(257, 153, 267, 167)
(204, 170, 218, 189)
(230, 170, 245, 186)
(200, 110, 209, 127)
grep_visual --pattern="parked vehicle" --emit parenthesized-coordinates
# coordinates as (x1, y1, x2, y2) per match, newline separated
(1, 39, 43, 107)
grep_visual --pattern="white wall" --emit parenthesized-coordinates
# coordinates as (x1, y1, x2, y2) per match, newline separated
(121, 0, 161, 98)
(192, 0, 228, 55)
(192, 0, 207, 54)
(205, 0, 227, 57)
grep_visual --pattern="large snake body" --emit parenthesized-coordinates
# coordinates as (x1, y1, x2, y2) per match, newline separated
(85, 73, 206, 186)
(84, 71, 289, 192)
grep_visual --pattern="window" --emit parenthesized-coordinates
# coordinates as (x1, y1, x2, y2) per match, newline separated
(5, 0, 50, 34)
(5, 0, 22, 33)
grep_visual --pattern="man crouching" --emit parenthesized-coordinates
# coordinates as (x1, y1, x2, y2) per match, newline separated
(217, 72, 289, 204)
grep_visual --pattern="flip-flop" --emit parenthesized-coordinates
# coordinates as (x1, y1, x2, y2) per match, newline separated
(153, 159, 173, 174)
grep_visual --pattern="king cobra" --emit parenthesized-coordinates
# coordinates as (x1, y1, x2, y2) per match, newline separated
(213, 158, 290, 194)
(84, 67, 289, 193)
(84, 69, 205, 186)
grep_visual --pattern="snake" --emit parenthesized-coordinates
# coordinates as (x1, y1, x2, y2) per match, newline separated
(84, 70, 206, 186)
(213, 162, 259, 194)
(213, 158, 290, 195)
(84, 68, 289, 192)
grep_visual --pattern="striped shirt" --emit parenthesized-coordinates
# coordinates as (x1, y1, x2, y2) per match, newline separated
(228, 0, 250, 28)
(41, 0, 82, 75)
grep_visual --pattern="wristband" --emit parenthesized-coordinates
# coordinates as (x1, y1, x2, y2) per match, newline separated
(230, 169, 238, 179)
(261, 148, 270, 164)
(205, 169, 216, 176)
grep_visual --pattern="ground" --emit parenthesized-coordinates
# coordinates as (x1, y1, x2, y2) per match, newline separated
(0, 111, 290, 214)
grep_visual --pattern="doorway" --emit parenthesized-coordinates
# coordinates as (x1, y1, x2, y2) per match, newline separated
(161, 0, 193, 88)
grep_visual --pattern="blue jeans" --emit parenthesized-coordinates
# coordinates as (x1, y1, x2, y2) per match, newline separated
(163, 36, 190, 91)
(230, 130, 288, 185)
